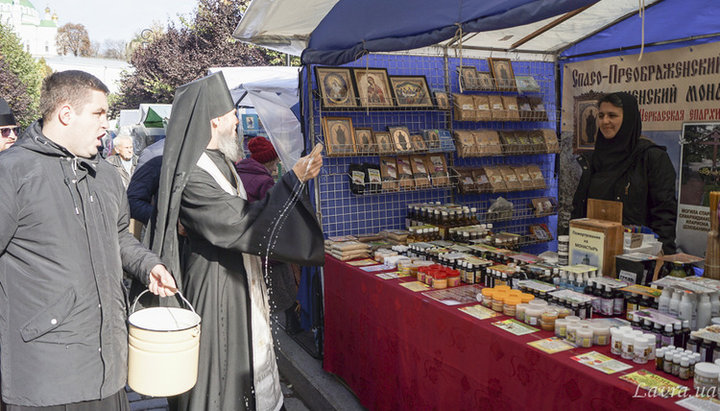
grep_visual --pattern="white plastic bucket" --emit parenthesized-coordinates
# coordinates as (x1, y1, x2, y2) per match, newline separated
(127, 290, 201, 397)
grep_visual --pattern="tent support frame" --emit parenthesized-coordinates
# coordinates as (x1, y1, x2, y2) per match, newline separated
(559, 32, 720, 60)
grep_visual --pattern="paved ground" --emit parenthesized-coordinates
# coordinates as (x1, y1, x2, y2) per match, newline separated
(129, 314, 363, 411)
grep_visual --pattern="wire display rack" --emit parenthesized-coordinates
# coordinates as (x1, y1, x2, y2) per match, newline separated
(308, 54, 558, 254)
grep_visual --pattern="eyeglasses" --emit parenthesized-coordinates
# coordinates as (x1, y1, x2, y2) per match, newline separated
(1, 127, 20, 138)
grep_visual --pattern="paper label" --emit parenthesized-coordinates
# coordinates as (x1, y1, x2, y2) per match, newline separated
(528, 338, 575, 354)
(618, 269, 638, 283)
(459, 304, 500, 320)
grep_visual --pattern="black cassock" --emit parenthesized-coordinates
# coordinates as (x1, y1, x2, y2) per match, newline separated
(171, 150, 323, 410)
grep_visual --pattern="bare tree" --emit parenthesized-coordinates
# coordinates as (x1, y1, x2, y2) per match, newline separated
(101, 39, 127, 60)
(56, 23, 92, 56)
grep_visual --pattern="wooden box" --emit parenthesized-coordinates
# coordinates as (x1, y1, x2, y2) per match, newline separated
(569, 199, 624, 276)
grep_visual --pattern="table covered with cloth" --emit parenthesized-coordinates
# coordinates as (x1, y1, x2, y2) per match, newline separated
(323, 254, 692, 410)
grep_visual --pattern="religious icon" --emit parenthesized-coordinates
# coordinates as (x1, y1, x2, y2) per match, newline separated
(489, 58, 517, 92)
(374, 131, 394, 154)
(457, 66, 478, 90)
(389, 126, 412, 152)
(351, 68, 394, 108)
(434, 91, 451, 109)
(354, 128, 376, 154)
(389, 76, 433, 107)
(322, 117, 356, 156)
(476, 72, 494, 91)
(315, 67, 358, 108)
(410, 134, 427, 152)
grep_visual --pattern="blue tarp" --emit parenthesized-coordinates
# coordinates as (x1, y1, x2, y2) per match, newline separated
(301, 0, 598, 65)
(560, 0, 720, 60)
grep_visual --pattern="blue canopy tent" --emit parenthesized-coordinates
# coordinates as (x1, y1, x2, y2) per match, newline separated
(233, 0, 720, 351)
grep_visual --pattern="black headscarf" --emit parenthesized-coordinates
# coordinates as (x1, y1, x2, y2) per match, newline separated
(149, 72, 234, 289)
(587, 92, 642, 200)
(0, 97, 17, 126)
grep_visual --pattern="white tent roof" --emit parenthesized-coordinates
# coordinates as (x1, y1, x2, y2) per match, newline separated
(234, 0, 661, 61)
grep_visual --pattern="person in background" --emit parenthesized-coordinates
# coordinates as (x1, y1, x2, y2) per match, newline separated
(150, 72, 324, 411)
(236, 136, 303, 331)
(106, 134, 137, 188)
(0, 98, 19, 152)
(127, 139, 165, 225)
(0, 70, 177, 410)
(572, 91, 677, 254)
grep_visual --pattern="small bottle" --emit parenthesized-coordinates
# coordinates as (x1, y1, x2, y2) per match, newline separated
(669, 290, 682, 316)
(673, 321, 683, 347)
(613, 288, 624, 316)
(656, 347, 666, 371)
(633, 336, 648, 364)
(671, 351, 681, 376)
(658, 287, 673, 313)
(601, 285, 614, 316)
(699, 338, 712, 362)
(631, 313, 642, 329)
(681, 320, 691, 347)
(641, 318, 652, 332)
(662, 350, 674, 374)
(626, 293, 639, 321)
(679, 357, 690, 380)
(686, 335, 700, 352)
(661, 324, 674, 347)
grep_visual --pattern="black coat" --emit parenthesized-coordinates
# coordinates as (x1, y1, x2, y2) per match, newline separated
(0, 122, 162, 406)
(572, 138, 678, 254)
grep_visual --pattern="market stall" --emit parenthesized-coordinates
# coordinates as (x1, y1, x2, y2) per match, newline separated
(232, 0, 720, 409)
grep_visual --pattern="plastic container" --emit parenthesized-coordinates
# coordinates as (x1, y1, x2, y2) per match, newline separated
(495, 285, 511, 292)
(566, 321, 581, 343)
(540, 310, 558, 332)
(633, 335, 648, 364)
(481, 288, 494, 308)
(577, 326, 593, 348)
(520, 293, 535, 304)
(555, 318, 568, 338)
(694, 362, 720, 395)
(555, 307, 572, 319)
(591, 323, 611, 346)
(447, 271, 461, 287)
(610, 328, 623, 355)
(492, 293, 506, 312)
(528, 299, 549, 309)
(524, 307, 544, 326)
(504, 296, 521, 317)
(516, 303, 529, 322)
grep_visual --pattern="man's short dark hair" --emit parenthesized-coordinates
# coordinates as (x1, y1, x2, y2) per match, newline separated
(40, 70, 109, 122)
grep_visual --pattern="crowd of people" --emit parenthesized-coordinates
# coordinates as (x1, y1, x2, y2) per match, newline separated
(0, 70, 324, 411)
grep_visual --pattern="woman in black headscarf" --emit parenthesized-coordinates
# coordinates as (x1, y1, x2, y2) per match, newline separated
(572, 92, 678, 254)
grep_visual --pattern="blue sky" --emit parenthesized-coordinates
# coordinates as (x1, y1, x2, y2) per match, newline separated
(39, 0, 199, 44)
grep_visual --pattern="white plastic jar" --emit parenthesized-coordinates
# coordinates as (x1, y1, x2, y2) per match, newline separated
(694, 362, 720, 396)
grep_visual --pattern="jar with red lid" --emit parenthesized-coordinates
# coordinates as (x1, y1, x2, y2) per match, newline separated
(432, 271, 448, 289)
(447, 270, 461, 287)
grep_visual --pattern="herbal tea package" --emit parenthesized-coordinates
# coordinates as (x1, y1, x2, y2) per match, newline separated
(517, 96, 533, 121)
(488, 95, 506, 120)
(499, 131, 517, 155)
(472, 168, 491, 192)
(484, 130, 503, 155)
(529, 97, 549, 121)
(348, 163, 366, 195)
(427, 154, 450, 186)
(474, 95, 492, 122)
(380, 156, 398, 191)
(457, 168, 477, 194)
(364, 162, 382, 194)
(526, 164, 546, 190)
(454, 130, 476, 157)
(502, 95, 521, 121)
(513, 165, 533, 190)
(453, 93, 476, 122)
(499, 166, 523, 191)
(410, 155, 431, 188)
(485, 166, 507, 193)
(540, 129, 560, 153)
(528, 130, 546, 153)
(514, 131, 532, 155)
(396, 156, 415, 190)
(472, 130, 489, 157)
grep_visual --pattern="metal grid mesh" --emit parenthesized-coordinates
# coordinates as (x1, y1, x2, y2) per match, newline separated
(310, 54, 558, 252)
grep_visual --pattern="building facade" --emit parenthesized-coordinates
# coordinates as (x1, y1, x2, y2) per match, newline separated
(0, 0, 57, 57)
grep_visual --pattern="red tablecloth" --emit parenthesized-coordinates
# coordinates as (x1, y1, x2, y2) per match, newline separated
(323, 255, 691, 410)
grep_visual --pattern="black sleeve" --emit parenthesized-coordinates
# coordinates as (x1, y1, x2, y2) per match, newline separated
(127, 156, 162, 224)
(179, 169, 325, 266)
(646, 148, 678, 254)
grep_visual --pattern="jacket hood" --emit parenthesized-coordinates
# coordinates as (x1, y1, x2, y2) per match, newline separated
(236, 157, 271, 176)
(17, 120, 101, 170)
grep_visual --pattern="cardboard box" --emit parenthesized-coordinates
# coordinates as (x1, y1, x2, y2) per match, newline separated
(615, 253, 658, 285)
(569, 199, 624, 276)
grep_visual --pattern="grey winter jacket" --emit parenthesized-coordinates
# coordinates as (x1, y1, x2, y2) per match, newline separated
(0, 121, 163, 406)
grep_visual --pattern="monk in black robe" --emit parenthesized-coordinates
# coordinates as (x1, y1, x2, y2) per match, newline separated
(150, 72, 324, 411)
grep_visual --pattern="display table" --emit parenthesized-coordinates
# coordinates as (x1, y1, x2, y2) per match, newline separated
(323, 255, 691, 410)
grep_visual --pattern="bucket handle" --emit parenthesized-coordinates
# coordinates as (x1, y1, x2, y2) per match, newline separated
(130, 289, 195, 315)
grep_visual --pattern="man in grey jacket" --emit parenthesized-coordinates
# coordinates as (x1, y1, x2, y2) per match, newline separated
(0, 70, 177, 410)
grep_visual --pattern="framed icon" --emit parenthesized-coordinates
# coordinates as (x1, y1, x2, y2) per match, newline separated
(457, 66, 478, 90)
(374, 131, 394, 154)
(389, 75, 433, 108)
(322, 117, 356, 156)
(488, 58, 516, 92)
(410, 134, 427, 152)
(434, 91, 451, 110)
(354, 127, 376, 155)
(351, 67, 394, 108)
(315, 66, 358, 108)
(388, 126, 412, 153)
(476, 71, 494, 91)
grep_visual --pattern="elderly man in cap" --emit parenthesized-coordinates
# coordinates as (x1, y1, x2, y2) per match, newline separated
(106, 134, 138, 188)
(0, 97, 19, 152)
(151, 72, 324, 411)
